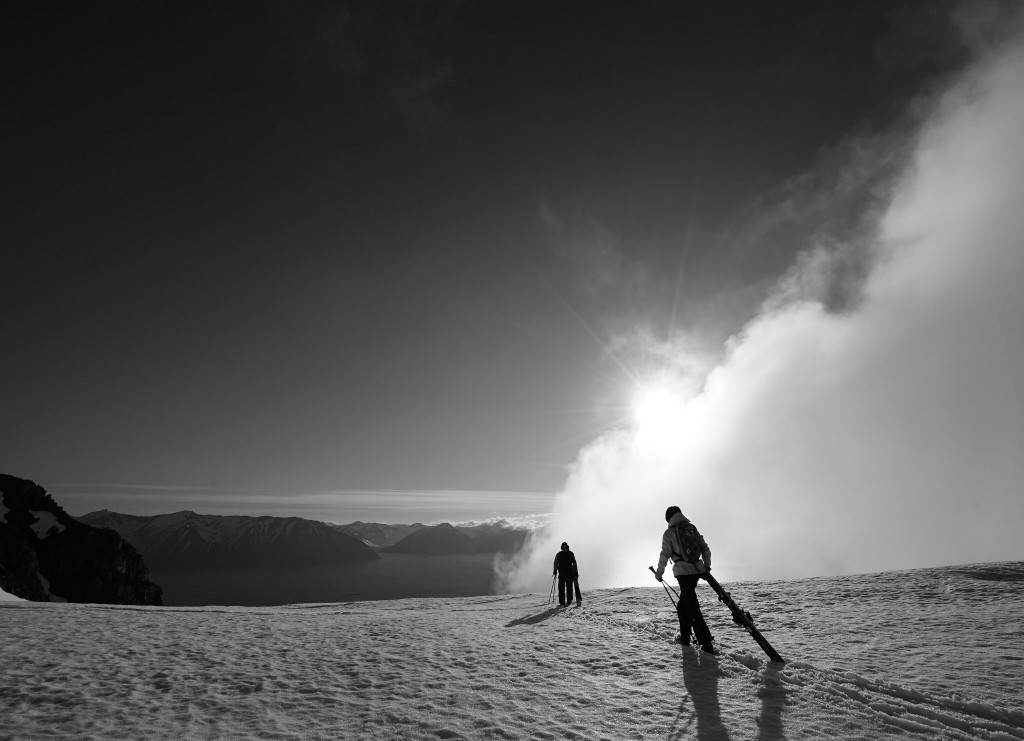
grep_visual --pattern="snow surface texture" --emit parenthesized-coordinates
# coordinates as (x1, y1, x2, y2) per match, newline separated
(3, 563, 1022, 740)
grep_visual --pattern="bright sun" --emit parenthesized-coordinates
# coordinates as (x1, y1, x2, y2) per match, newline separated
(631, 384, 686, 438)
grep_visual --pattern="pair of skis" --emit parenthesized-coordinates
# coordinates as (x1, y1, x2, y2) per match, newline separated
(650, 566, 784, 663)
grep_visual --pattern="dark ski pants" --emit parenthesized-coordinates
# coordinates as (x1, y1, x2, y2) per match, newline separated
(676, 574, 713, 646)
(557, 574, 578, 605)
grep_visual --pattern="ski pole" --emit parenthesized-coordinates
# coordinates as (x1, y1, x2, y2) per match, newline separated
(548, 574, 556, 604)
(649, 566, 680, 604)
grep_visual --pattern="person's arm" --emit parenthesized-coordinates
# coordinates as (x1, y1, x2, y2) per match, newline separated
(654, 530, 672, 580)
(699, 534, 711, 572)
(553, 554, 558, 575)
(572, 556, 578, 579)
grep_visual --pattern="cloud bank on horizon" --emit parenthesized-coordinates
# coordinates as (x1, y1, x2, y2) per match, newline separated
(50, 482, 554, 529)
(500, 7, 1024, 590)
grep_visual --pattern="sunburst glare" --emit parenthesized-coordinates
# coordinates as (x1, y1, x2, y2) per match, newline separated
(631, 381, 688, 446)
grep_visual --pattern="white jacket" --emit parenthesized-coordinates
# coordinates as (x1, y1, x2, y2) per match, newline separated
(655, 511, 711, 579)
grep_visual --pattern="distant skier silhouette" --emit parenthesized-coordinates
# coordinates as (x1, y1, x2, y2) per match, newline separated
(553, 542, 581, 607)
(653, 506, 715, 654)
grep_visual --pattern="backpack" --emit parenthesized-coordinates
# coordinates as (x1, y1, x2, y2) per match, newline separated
(672, 523, 704, 564)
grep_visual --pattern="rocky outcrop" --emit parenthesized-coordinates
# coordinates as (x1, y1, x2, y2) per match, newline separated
(0, 474, 163, 605)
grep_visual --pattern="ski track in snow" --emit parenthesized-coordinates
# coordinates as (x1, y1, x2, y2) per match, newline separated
(2, 564, 1022, 740)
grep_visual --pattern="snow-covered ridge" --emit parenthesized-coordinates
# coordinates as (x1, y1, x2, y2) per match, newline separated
(2, 561, 1021, 740)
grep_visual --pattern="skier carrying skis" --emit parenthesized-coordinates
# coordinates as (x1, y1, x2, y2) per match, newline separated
(553, 542, 581, 607)
(653, 506, 716, 654)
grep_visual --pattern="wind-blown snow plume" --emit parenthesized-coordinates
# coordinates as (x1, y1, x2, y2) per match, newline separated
(500, 10, 1024, 591)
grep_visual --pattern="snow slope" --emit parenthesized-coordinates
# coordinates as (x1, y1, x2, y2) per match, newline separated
(2, 562, 1021, 740)
(0, 585, 24, 601)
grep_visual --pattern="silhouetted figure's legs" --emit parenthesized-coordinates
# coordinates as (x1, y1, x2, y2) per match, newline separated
(558, 574, 571, 606)
(675, 575, 713, 647)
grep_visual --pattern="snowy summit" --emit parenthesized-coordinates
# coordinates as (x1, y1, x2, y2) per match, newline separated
(3, 562, 1022, 740)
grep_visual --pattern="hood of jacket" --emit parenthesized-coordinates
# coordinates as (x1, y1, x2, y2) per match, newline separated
(668, 511, 690, 527)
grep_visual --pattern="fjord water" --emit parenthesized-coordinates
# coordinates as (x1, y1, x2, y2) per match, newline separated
(151, 552, 500, 605)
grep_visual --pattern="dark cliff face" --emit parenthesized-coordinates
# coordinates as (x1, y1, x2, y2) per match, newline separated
(0, 474, 163, 605)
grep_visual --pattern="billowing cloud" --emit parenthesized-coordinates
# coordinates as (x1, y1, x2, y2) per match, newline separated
(500, 9, 1024, 591)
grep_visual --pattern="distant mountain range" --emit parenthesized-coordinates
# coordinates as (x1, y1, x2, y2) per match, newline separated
(79, 510, 380, 570)
(73, 511, 532, 571)
(335, 520, 530, 555)
(0, 474, 162, 605)
(331, 521, 425, 549)
(454, 521, 532, 554)
(1, 472, 534, 606)
(381, 522, 476, 555)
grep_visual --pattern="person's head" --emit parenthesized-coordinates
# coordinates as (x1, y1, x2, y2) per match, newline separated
(665, 506, 682, 523)
(560, 542, 569, 550)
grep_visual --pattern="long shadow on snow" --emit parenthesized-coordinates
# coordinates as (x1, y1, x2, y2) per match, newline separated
(668, 652, 789, 741)
(755, 664, 789, 741)
(668, 651, 730, 741)
(504, 606, 564, 627)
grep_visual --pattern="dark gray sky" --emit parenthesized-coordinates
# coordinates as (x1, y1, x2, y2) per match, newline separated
(3, 1, 969, 521)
